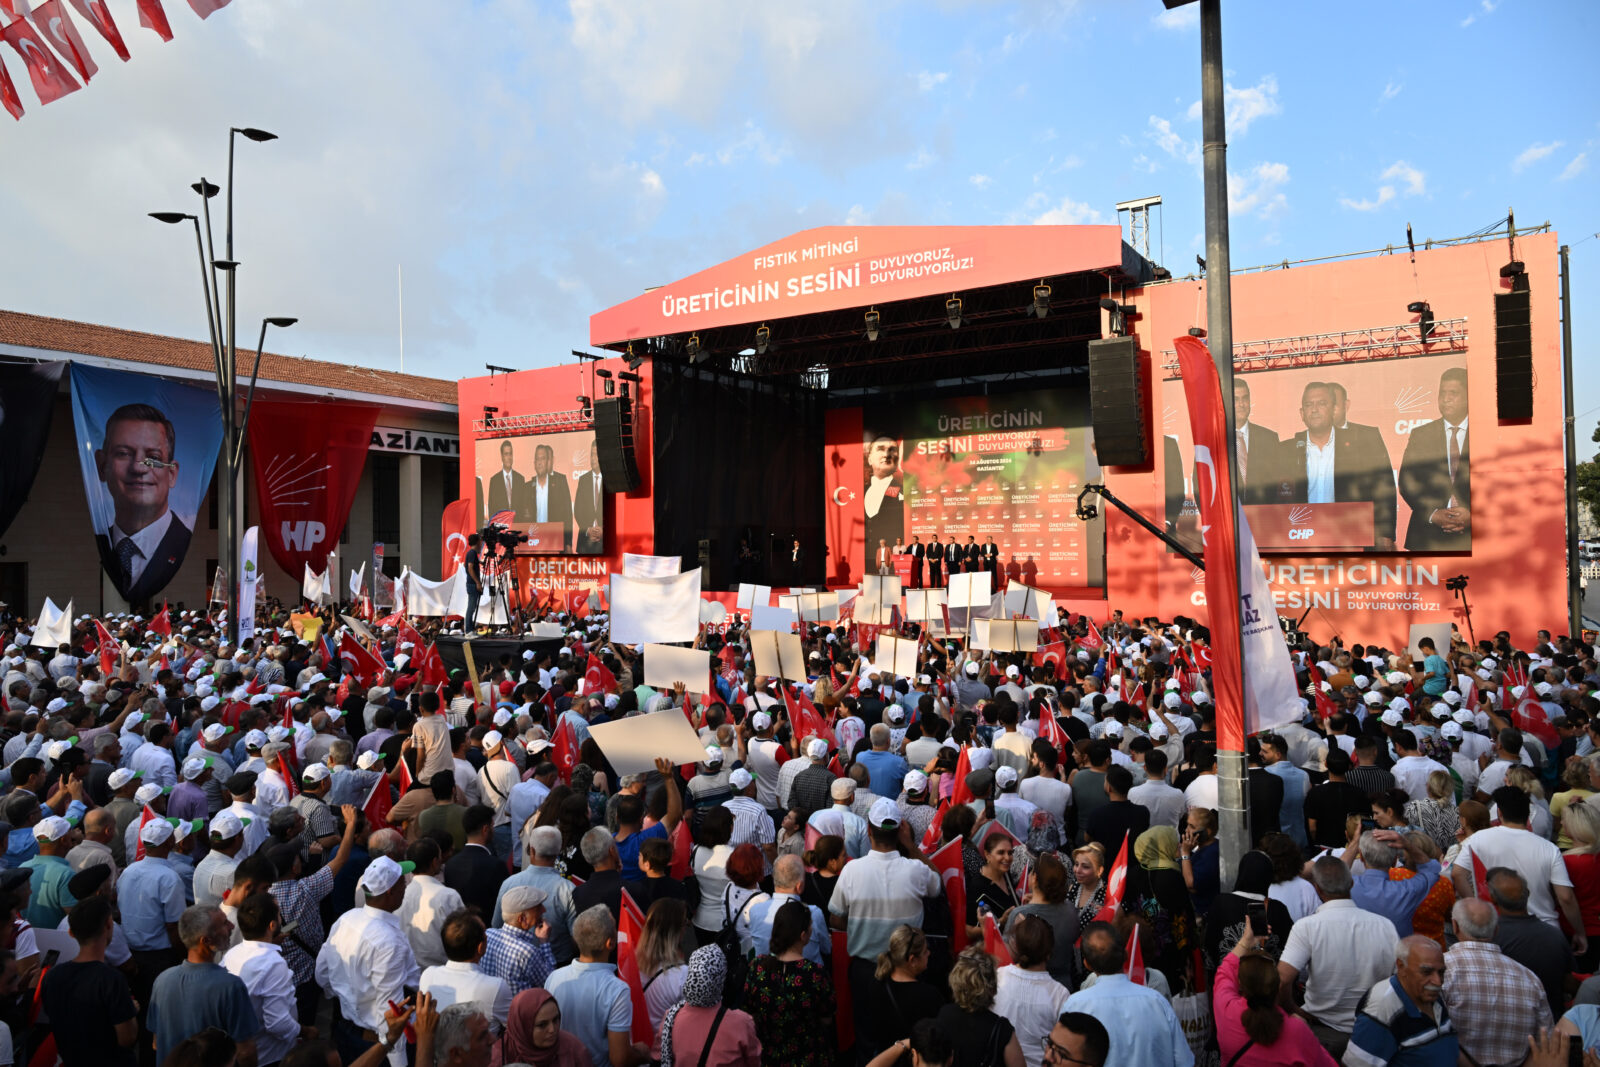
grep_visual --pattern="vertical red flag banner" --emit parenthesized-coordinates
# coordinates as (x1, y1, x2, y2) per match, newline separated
(441, 499, 473, 578)
(65, 0, 129, 60)
(362, 770, 394, 830)
(135, 0, 172, 40)
(150, 604, 171, 638)
(248, 400, 381, 580)
(981, 913, 1012, 966)
(1, 17, 79, 103)
(93, 620, 117, 677)
(669, 817, 693, 880)
(552, 717, 579, 784)
(1091, 835, 1129, 924)
(1125, 924, 1146, 985)
(32, 1, 97, 82)
(928, 837, 968, 954)
(1172, 335, 1299, 746)
(616, 891, 652, 1044)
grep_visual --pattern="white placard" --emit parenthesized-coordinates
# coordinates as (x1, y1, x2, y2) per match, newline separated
(1407, 622, 1454, 661)
(750, 629, 807, 681)
(736, 583, 771, 610)
(588, 712, 707, 775)
(698, 599, 728, 624)
(905, 588, 945, 622)
(858, 575, 902, 625)
(875, 634, 920, 678)
(623, 553, 682, 578)
(31, 598, 72, 648)
(525, 622, 567, 638)
(970, 618, 1039, 652)
(777, 592, 837, 622)
(750, 603, 798, 632)
(643, 644, 712, 691)
(947, 571, 991, 609)
(608, 571, 703, 645)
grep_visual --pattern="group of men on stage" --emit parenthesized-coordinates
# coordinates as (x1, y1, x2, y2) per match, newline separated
(479, 438, 605, 554)
(877, 532, 1000, 588)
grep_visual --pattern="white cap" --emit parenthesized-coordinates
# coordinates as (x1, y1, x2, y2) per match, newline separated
(751, 711, 772, 731)
(139, 819, 174, 846)
(867, 797, 902, 828)
(903, 770, 929, 794)
(1149, 720, 1170, 740)
(108, 768, 139, 791)
(806, 738, 829, 760)
(45, 698, 67, 714)
(1191, 691, 1211, 705)
(483, 731, 505, 755)
(209, 810, 246, 839)
(967, 747, 994, 771)
(301, 762, 331, 783)
(358, 855, 411, 897)
(965, 662, 979, 676)
(702, 745, 724, 765)
(1453, 708, 1477, 725)
(202, 723, 231, 743)
(1353, 675, 1371, 689)
(1440, 721, 1464, 741)
(1005, 665, 1019, 678)
(172, 818, 202, 844)
(1390, 697, 1411, 714)
(355, 751, 383, 771)
(1162, 692, 1182, 709)
(200, 695, 220, 713)
(1481, 657, 1498, 669)
(1441, 690, 1463, 706)
(124, 711, 145, 729)
(728, 767, 754, 790)
(1386, 670, 1407, 685)
(32, 816, 70, 842)
(266, 725, 291, 743)
(1535, 682, 1553, 696)
(1104, 720, 1123, 737)
(525, 738, 553, 755)
(917, 674, 932, 686)
(493, 708, 513, 728)
(1164, 678, 1180, 690)
(1381, 708, 1404, 727)
(135, 783, 166, 804)
(886, 705, 905, 724)
(244, 729, 268, 750)
(994, 765, 1019, 789)
(181, 757, 212, 781)
(1363, 691, 1384, 706)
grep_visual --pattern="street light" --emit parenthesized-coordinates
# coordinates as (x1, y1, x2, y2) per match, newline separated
(148, 211, 224, 395)
(235, 317, 297, 468)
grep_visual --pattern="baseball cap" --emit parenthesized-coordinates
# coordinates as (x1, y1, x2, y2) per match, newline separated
(210, 810, 247, 840)
(1452, 708, 1477, 725)
(965, 767, 995, 796)
(139, 819, 175, 847)
(45, 698, 67, 714)
(525, 738, 553, 756)
(1353, 675, 1371, 690)
(199, 695, 220, 713)
(1535, 682, 1553, 696)
(1163, 693, 1182, 709)
(806, 738, 829, 760)
(171, 818, 203, 844)
(301, 763, 331, 784)
(181, 757, 213, 781)
(32, 816, 70, 842)
(965, 662, 979, 676)
(483, 731, 505, 755)
(1380, 708, 1404, 727)
(202, 723, 232, 744)
(1430, 704, 1452, 721)
(867, 797, 902, 828)
(243, 729, 268, 751)
(492, 708, 513, 728)
(728, 768, 754, 790)
(830, 778, 855, 801)
(357, 855, 415, 897)
(366, 686, 390, 703)
(1005, 665, 1019, 678)
(135, 783, 169, 804)
(1363, 691, 1384, 706)
(1390, 697, 1411, 714)
(1191, 691, 1212, 705)
(1104, 721, 1124, 737)
(1440, 721, 1464, 741)
(751, 711, 773, 732)
(266, 725, 292, 743)
(1441, 690, 1463, 706)
(994, 766, 1019, 790)
(108, 768, 141, 792)
(886, 705, 905, 725)
(903, 770, 929, 794)
(1386, 670, 1408, 685)
(355, 751, 383, 771)
(702, 745, 724, 766)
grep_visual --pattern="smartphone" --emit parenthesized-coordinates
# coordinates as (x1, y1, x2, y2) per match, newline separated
(1246, 902, 1268, 937)
(1360, 817, 1377, 833)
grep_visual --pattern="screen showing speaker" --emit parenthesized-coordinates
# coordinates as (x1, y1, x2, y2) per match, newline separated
(473, 431, 605, 554)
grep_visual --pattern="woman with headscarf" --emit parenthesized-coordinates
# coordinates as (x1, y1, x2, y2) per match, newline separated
(1203, 850, 1294, 970)
(1129, 825, 1195, 988)
(658, 945, 762, 1067)
(492, 989, 591, 1067)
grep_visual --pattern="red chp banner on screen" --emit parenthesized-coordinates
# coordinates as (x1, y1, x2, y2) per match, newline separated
(248, 400, 381, 579)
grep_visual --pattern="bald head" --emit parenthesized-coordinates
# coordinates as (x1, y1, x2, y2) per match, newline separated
(82, 807, 114, 841)
(311, 712, 331, 734)
(773, 854, 805, 891)
(368, 828, 406, 861)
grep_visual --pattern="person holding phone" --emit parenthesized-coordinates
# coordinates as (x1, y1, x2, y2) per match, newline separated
(1213, 915, 1336, 1066)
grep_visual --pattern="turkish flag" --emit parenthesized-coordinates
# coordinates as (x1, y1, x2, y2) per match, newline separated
(93, 620, 118, 677)
(362, 771, 394, 831)
(2, 17, 79, 103)
(584, 654, 616, 696)
(1471, 849, 1489, 900)
(1079, 619, 1104, 651)
(248, 401, 380, 579)
(1126, 924, 1146, 985)
(135, 0, 171, 40)
(1033, 640, 1066, 673)
(32, 1, 95, 81)
(981, 912, 1011, 966)
(398, 619, 425, 657)
(133, 803, 156, 861)
(782, 685, 836, 748)
(334, 674, 352, 709)
(1513, 692, 1559, 751)
(0, 53, 23, 119)
(441, 499, 473, 579)
(669, 817, 693, 880)
(1036, 702, 1069, 763)
(184, 0, 231, 16)
(395, 750, 415, 795)
(65, 0, 127, 60)
(417, 643, 448, 688)
(339, 633, 386, 688)
(1091, 835, 1130, 924)
(552, 716, 579, 784)
(150, 604, 171, 638)
(565, 589, 592, 619)
(1126, 679, 1146, 710)
(921, 746, 973, 853)
(928, 837, 968, 954)
(616, 891, 652, 1044)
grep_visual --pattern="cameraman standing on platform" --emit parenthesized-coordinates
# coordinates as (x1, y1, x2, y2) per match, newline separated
(464, 533, 484, 632)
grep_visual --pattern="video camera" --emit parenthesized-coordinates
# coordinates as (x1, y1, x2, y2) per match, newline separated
(481, 523, 529, 552)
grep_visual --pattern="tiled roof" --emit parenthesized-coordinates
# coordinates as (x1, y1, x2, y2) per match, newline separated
(0, 309, 458, 406)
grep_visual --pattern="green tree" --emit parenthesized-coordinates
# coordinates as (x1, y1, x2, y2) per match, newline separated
(1578, 421, 1600, 529)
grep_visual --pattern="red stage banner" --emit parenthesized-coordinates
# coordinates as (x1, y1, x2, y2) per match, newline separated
(248, 400, 381, 579)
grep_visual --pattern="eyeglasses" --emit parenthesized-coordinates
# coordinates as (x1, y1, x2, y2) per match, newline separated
(1042, 1037, 1096, 1066)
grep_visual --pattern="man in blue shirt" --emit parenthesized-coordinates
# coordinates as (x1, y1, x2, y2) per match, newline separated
(853, 724, 909, 798)
(147, 904, 261, 1067)
(21, 815, 76, 928)
(1350, 830, 1441, 938)
(1260, 733, 1310, 851)
(544, 904, 647, 1066)
(119, 817, 188, 1024)
(1062, 922, 1193, 1067)
(1346, 935, 1458, 1067)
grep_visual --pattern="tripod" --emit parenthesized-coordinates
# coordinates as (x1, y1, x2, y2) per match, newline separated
(480, 551, 515, 633)
(1447, 574, 1475, 646)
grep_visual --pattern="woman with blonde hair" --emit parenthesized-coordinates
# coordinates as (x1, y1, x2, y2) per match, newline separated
(862, 925, 943, 1061)
(1070, 842, 1107, 931)
(934, 945, 1025, 1067)
(1551, 754, 1598, 848)
(1561, 798, 1600, 970)
(636, 898, 689, 1039)
(1403, 770, 1460, 853)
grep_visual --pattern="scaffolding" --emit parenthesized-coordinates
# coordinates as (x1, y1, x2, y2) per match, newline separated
(1157, 316, 1468, 377)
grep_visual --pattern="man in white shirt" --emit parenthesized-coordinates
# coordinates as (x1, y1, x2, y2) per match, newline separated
(399, 838, 466, 969)
(222, 892, 304, 1064)
(1128, 750, 1186, 830)
(1020, 741, 1073, 825)
(419, 911, 512, 1034)
(193, 811, 249, 908)
(742, 711, 786, 812)
(1389, 730, 1449, 803)
(476, 732, 521, 857)
(1450, 786, 1585, 944)
(316, 856, 421, 1067)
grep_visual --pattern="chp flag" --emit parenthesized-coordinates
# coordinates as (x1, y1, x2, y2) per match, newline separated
(1172, 335, 1299, 744)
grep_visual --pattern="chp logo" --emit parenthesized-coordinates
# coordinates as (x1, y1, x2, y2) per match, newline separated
(1288, 504, 1315, 541)
(1391, 384, 1433, 435)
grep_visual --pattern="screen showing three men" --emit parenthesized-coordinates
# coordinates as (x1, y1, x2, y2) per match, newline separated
(473, 431, 604, 554)
(1162, 356, 1471, 554)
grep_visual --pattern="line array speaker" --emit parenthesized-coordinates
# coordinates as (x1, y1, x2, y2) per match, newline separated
(1087, 336, 1148, 467)
(592, 396, 641, 491)
(1494, 287, 1533, 420)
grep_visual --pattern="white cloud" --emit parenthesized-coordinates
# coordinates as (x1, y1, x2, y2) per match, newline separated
(1381, 161, 1427, 196)
(1513, 141, 1564, 173)
(639, 168, 665, 195)
(1131, 153, 1157, 174)
(1380, 80, 1403, 103)
(907, 146, 938, 170)
(845, 203, 871, 226)
(1462, 0, 1498, 25)
(1183, 75, 1282, 135)
(1559, 153, 1589, 181)
(969, 174, 993, 188)
(1024, 194, 1104, 226)
(1229, 162, 1289, 219)
(916, 70, 949, 92)
(1340, 187, 1397, 212)
(1152, 6, 1198, 30)
(1148, 116, 1200, 167)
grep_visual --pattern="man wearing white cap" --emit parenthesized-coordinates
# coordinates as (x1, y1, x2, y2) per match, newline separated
(195, 811, 250, 909)
(256, 742, 294, 813)
(742, 709, 788, 815)
(120, 818, 187, 1018)
(477, 730, 521, 858)
(292, 763, 342, 855)
(723, 767, 776, 866)
(128, 721, 178, 790)
(315, 855, 420, 1067)
(807, 778, 869, 859)
(22, 816, 77, 928)
(789, 738, 839, 824)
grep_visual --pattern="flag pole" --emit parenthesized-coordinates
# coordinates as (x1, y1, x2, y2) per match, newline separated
(1200, 0, 1251, 886)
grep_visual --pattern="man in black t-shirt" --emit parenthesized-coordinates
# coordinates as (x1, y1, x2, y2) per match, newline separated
(1302, 748, 1373, 850)
(41, 894, 138, 1067)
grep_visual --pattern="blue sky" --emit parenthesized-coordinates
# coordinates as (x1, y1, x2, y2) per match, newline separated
(5, 0, 1598, 433)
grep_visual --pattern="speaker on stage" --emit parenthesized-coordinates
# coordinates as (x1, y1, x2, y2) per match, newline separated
(1088, 336, 1148, 467)
(592, 396, 642, 491)
(1494, 281, 1533, 420)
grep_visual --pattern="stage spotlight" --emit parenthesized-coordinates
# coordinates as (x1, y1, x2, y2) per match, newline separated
(1187, 327, 1207, 338)
(595, 368, 615, 396)
(755, 324, 771, 355)
(625, 343, 643, 371)
(946, 296, 963, 330)
(1033, 282, 1051, 319)
(482, 405, 499, 427)
(1195, 254, 1206, 274)
(864, 308, 880, 342)
(576, 394, 592, 418)
(1407, 300, 1435, 342)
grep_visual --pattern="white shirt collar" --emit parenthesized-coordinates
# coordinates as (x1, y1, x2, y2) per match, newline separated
(1445, 416, 1468, 433)
(109, 511, 175, 581)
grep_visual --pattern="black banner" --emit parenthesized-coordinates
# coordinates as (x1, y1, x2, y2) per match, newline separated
(0, 361, 66, 539)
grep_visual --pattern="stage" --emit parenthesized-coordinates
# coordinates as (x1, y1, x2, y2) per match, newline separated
(436, 634, 564, 677)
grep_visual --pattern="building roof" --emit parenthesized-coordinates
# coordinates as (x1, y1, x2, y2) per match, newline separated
(0, 309, 457, 406)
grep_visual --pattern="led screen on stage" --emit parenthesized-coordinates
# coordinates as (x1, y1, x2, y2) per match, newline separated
(826, 389, 1098, 589)
(473, 431, 605, 554)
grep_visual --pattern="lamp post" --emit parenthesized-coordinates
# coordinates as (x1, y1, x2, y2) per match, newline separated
(236, 317, 298, 468)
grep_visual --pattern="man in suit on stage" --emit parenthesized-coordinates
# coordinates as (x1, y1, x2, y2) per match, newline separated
(1281, 381, 1397, 548)
(926, 533, 942, 589)
(964, 535, 981, 574)
(487, 439, 531, 522)
(789, 537, 804, 585)
(573, 439, 604, 554)
(529, 442, 574, 551)
(93, 403, 192, 604)
(1232, 377, 1283, 507)
(944, 536, 962, 587)
(863, 435, 904, 552)
(1398, 367, 1471, 551)
(908, 535, 925, 589)
(981, 536, 999, 580)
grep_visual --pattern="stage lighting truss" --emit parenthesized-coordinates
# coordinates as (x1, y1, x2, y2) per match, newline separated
(470, 407, 594, 434)
(1157, 316, 1468, 376)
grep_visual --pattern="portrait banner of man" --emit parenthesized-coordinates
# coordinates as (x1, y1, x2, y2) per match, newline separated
(69, 365, 224, 604)
(862, 431, 904, 553)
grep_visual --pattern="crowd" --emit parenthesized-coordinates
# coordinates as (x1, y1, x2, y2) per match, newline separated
(0, 598, 1595, 1067)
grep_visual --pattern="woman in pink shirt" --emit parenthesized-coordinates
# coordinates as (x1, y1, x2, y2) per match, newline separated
(1214, 922, 1336, 1067)
(658, 945, 761, 1067)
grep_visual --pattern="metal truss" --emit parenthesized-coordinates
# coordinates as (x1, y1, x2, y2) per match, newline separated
(1156, 317, 1468, 377)
(471, 409, 592, 436)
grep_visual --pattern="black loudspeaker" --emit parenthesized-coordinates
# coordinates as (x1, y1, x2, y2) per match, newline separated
(1087, 336, 1148, 467)
(1494, 286, 1533, 420)
(592, 396, 641, 491)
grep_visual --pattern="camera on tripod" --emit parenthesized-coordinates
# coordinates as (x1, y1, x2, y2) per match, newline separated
(1445, 574, 1469, 593)
(481, 523, 528, 552)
